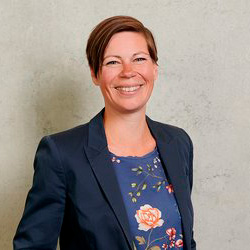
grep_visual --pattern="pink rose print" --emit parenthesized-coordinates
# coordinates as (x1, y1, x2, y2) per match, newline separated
(166, 184, 174, 193)
(162, 243, 168, 249)
(135, 204, 164, 231)
(175, 239, 183, 248)
(169, 240, 175, 248)
(166, 228, 176, 240)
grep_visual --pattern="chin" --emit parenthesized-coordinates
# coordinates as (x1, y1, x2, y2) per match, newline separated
(118, 104, 147, 114)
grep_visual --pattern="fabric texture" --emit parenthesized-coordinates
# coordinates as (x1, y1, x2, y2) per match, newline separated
(110, 148, 184, 249)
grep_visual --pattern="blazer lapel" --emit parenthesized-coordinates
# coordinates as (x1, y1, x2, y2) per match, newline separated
(84, 109, 133, 250)
(84, 109, 190, 249)
(146, 117, 191, 249)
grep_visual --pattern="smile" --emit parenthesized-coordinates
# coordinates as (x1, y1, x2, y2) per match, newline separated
(115, 85, 142, 92)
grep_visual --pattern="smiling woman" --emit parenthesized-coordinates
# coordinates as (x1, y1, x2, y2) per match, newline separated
(13, 16, 196, 250)
(91, 32, 157, 116)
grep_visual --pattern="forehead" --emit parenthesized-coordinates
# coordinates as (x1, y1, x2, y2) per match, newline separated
(104, 31, 148, 56)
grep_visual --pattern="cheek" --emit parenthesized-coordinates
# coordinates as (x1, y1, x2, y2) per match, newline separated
(136, 64, 157, 82)
(142, 69, 157, 82)
(100, 68, 119, 85)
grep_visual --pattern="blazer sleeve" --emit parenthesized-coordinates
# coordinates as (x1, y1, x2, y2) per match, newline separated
(13, 136, 66, 250)
(187, 133, 196, 250)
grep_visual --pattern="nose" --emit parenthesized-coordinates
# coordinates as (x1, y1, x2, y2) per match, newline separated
(119, 62, 136, 78)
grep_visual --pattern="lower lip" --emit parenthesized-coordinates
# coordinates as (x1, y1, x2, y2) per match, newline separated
(115, 85, 143, 96)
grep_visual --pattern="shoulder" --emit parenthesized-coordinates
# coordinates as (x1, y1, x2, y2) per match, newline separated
(147, 117, 193, 149)
(50, 123, 89, 142)
(39, 122, 90, 155)
(153, 119, 190, 137)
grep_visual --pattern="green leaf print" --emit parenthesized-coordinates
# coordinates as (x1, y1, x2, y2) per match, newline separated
(129, 161, 167, 202)
(135, 236, 146, 245)
(142, 182, 147, 190)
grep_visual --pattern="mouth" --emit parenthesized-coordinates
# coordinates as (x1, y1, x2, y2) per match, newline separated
(115, 85, 143, 93)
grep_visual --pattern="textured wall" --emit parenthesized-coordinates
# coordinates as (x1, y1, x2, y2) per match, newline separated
(1, 0, 250, 249)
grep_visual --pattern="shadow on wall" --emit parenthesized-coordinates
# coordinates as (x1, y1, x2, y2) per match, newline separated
(8, 63, 100, 249)
(29, 63, 100, 137)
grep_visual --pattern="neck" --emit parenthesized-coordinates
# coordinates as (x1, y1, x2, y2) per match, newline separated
(103, 107, 156, 156)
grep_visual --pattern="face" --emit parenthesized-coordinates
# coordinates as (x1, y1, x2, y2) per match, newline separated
(91, 31, 158, 114)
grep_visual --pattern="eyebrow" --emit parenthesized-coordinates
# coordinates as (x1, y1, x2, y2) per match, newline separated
(103, 52, 150, 60)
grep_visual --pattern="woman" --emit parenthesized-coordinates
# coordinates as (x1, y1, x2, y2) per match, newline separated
(14, 16, 196, 250)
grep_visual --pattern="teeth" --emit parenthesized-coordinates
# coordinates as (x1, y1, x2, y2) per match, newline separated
(116, 86, 141, 92)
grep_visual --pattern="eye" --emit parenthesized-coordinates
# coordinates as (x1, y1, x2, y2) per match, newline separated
(106, 60, 120, 65)
(134, 57, 147, 63)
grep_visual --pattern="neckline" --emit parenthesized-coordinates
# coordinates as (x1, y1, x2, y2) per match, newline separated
(109, 147, 158, 159)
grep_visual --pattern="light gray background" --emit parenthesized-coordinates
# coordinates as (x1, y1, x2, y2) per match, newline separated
(1, 0, 250, 249)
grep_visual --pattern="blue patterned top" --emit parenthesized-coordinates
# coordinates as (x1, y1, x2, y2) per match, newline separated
(109, 148, 184, 250)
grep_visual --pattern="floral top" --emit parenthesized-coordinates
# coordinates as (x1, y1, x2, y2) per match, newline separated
(110, 148, 183, 250)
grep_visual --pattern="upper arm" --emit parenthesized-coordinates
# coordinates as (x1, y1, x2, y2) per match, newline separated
(180, 129, 196, 249)
(13, 136, 66, 250)
(179, 128, 194, 192)
(188, 134, 194, 192)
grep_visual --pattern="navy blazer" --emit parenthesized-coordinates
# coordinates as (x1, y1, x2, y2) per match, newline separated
(14, 109, 196, 250)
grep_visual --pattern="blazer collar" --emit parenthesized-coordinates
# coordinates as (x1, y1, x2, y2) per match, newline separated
(87, 108, 174, 149)
(85, 108, 191, 250)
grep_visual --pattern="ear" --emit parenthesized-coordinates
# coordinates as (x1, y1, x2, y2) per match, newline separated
(153, 64, 158, 81)
(90, 68, 100, 86)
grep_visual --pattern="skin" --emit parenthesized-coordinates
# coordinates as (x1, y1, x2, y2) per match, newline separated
(91, 31, 158, 156)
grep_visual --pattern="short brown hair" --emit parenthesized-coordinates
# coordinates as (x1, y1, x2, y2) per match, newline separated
(86, 16, 158, 77)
